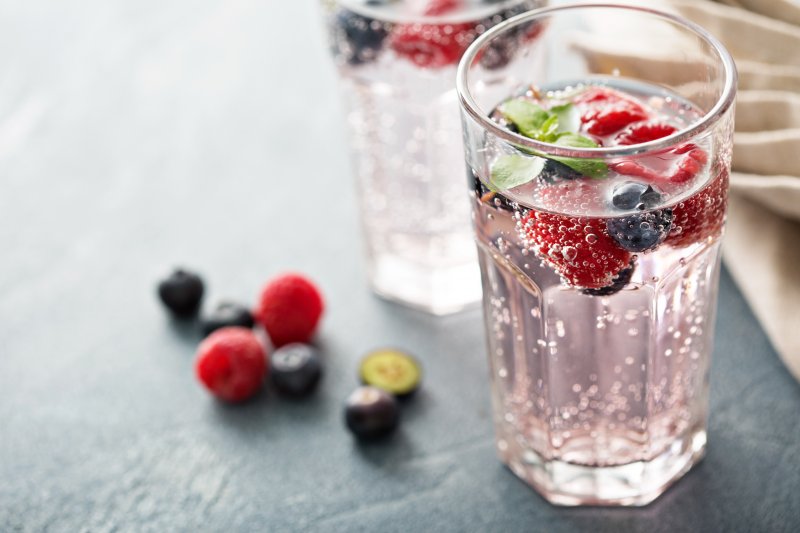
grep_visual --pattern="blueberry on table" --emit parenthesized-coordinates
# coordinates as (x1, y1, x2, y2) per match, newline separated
(583, 261, 636, 297)
(359, 349, 421, 397)
(201, 301, 254, 336)
(270, 343, 322, 397)
(345, 386, 400, 440)
(157, 268, 204, 317)
(611, 181, 662, 211)
(334, 10, 388, 65)
(607, 209, 673, 252)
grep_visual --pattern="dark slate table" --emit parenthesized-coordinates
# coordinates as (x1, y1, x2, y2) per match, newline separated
(1, 1, 798, 532)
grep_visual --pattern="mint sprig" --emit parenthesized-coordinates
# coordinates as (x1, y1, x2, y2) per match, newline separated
(551, 133, 608, 179)
(499, 99, 549, 138)
(491, 98, 608, 189)
(490, 155, 545, 192)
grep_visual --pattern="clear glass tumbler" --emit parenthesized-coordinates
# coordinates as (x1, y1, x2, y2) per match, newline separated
(457, 4, 736, 505)
(321, 0, 546, 314)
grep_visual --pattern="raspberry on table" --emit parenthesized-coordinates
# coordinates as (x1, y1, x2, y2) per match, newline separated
(253, 273, 325, 348)
(195, 327, 267, 403)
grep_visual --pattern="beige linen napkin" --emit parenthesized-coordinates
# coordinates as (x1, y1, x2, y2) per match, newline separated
(571, 0, 800, 381)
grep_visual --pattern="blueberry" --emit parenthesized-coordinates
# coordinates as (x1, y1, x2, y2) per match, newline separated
(201, 301, 254, 336)
(539, 159, 583, 183)
(480, 3, 542, 70)
(607, 209, 673, 252)
(157, 268, 204, 317)
(271, 343, 322, 397)
(583, 261, 635, 296)
(480, 32, 517, 70)
(345, 386, 399, 440)
(333, 10, 388, 66)
(611, 181, 663, 211)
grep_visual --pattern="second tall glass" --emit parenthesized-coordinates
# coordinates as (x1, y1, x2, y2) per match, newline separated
(322, 0, 545, 314)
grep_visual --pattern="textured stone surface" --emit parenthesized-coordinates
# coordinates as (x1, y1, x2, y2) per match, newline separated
(1, 1, 799, 532)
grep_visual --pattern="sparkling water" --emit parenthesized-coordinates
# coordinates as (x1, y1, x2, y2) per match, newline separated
(471, 79, 729, 504)
(323, 0, 544, 314)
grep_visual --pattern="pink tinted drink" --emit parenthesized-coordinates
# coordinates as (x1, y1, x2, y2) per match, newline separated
(471, 80, 728, 504)
(458, 5, 736, 505)
(322, 0, 544, 314)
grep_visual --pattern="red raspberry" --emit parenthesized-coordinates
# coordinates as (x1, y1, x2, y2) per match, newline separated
(521, 210, 631, 290)
(254, 273, 324, 348)
(195, 327, 267, 402)
(584, 104, 648, 136)
(389, 22, 475, 68)
(575, 86, 649, 137)
(610, 144, 709, 186)
(573, 86, 616, 104)
(424, 0, 461, 16)
(669, 144, 708, 184)
(615, 122, 677, 145)
(608, 159, 661, 183)
(520, 20, 545, 43)
(666, 169, 728, 247)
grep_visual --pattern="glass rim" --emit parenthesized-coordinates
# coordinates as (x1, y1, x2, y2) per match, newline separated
(455, 3, 738, 159)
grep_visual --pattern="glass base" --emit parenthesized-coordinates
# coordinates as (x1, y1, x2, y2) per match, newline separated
(368, 253, 482, 315)
(497, 428, 707, 506)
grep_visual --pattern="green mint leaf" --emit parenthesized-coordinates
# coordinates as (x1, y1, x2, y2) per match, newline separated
(498, 99, 608, 180)
(500, 99, 549, 138)
(539, 115, 560, 142)
(555, 133, 599, 148)
(551, 133, 608, 179)
(490, 155, 546, 191)
(550, 103, 580, 134)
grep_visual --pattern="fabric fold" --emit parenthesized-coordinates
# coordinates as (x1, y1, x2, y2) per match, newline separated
(568, 0, 800, 382)
(723, 193, 800, 382)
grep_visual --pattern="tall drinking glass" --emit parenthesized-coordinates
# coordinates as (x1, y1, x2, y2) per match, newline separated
(321, 0, 546, 314)
(457, 4, 736, 505)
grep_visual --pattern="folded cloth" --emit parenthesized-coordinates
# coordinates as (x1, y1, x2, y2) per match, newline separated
(569, 0, 800, 381)
(692, 0, 800, 382)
